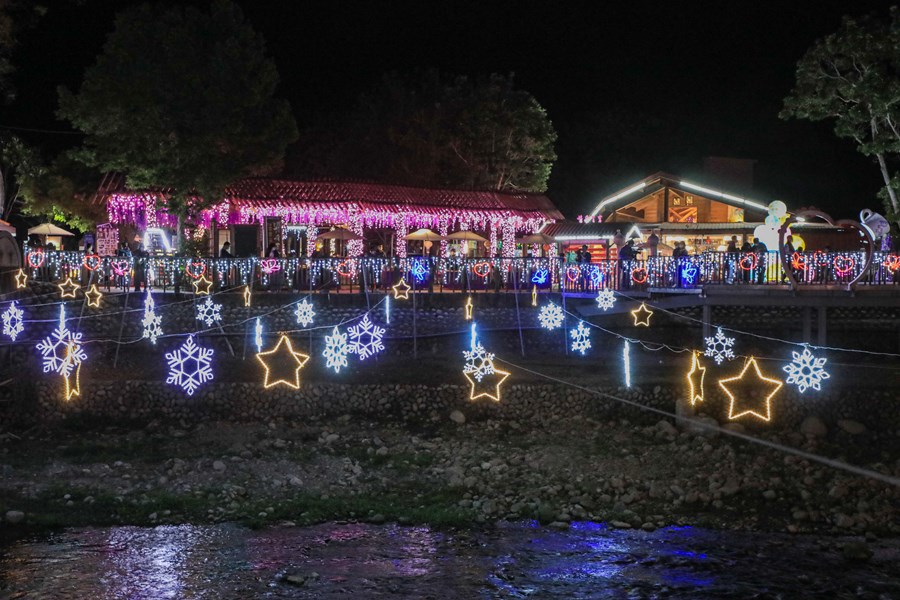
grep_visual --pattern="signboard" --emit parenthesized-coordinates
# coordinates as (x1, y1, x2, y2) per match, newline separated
(96, 224, 118, 257)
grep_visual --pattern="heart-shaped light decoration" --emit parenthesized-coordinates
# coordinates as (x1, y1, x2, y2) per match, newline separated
(185, 261, 206, 279)
(473, 262, 491, 278)
(26, 249, 45, 268)
(336, 261, 352, 277)
(739, 253, 757, 271)
(565, 266, 580, 283)
(833, 255, 855, 276)
(82, 253, 102, 271)
(631, 267, 648, 284)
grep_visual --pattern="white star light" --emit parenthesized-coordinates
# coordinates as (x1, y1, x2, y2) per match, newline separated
(195, 297, 223, 327)
(538, 302, 564, 330)
(347, 314, 385, 360)
(463, 340, 496, 382)
(704, 327, 736, 365)
(36, 305, 86, 377)
(2, 301, 24, 341)
(165, 335, 214, 396)
(294, 298, 316, 327)
(783, 347, 829, 393)
(570, 320, 592, 355)
(323, 326, 350, 373)
(595, 288, 616, 311)
(141, 292, 163, 344)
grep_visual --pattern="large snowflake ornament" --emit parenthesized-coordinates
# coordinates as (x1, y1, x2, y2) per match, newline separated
(294, 298, 316, 327)
(195, 297, 223, 327)
(538, 302, 565, 330)
(323, 326, 350, 373)
(704, 327, 736, 365)
(141, 293, 163, 344)
(595, 288, 616, 311)
(783, 347, 829, 393)
(2, 301, 24, 341)
(347, 314, 385, 360)
(570, 320, 592, 355)
(36, 305, 86, 377)
(165, 335, 214, 396)
(463, 340, 496, 382)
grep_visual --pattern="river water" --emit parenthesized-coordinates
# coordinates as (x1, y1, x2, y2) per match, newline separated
(1, 521, 898, 599)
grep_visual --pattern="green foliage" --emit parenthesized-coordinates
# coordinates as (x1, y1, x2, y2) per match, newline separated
(17, 152, 106, 232)
(57, 0, 298, 220)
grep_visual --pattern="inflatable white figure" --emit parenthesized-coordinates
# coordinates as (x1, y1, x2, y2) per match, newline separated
(753, 201, 792, 249)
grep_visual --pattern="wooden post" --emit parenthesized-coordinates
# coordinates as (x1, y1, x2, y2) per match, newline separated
(511, 259, 525, 357)
(702, 303, 711, 340)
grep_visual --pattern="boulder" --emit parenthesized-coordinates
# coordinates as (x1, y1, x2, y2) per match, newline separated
(800, 416, 827, 437)
(4, 510, 24, 524)
(450, 410, 466, 424)
(655, 420, 677, 437)
(837, 419, 866, 435)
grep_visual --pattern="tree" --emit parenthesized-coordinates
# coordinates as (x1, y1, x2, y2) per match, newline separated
(781, 8, 900, 221)
(17, 152, 106, 232)
(57, 0, 297, 244)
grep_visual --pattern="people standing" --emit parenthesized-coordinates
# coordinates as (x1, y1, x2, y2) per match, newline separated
(753, 237, 768, 284)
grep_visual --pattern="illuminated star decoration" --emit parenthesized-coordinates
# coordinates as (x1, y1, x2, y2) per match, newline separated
(323, 326, 350, 373)
(58, 277, 80, 299)
(141, 292, 163, 344)
(36, 305, 86, 378)
(165, 335, 214, 396)
(718, 356, 782, 422)
(254, 318, 263, 352)
(783, 346, 829, 393)
(596, 288, 616, 311)
(14, 269, 27, 289)
(462, 323, 509, 402)
(192, 275, 213, 295)
(686, 351, 706, 405)
(256, 335, 309, 389)
(243, 285, 252, 307)
(704, 327, 736, 365)
(195, 296, 223, 327)
(347, 314, 386, 360)
(62, 341, 82, 400)
(464, 296, 473, 320)
(2, 301, 24, 341)
(294, 298, 316, 327)
(531, 284, 538, 307)
(85, 284, 103, 308)
(570, 320, 591, 355)
(538, 302, 564, 330)
(531, 269, 549, 285)
(392, 278, 411, 300)
(630, 302, 653, 327)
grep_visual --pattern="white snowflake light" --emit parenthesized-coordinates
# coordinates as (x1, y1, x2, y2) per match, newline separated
(570, 320, 591, 355)
(347, 314, 385, 360)
(783, 347, 829, 393)
(195, 297, 223, 327)
(595, 288, 616, 311)
(463, 324, 496, 382)
(36, 305, 86, 377)
(704, 327, 736, 365)
(2, 301, 24, 341)
(538, 302, 564, 330)
(165, 335, 214, 396)
(141, 292, 163, 344)
(294, 298, 316, 327)
(323, 326, 350, 373)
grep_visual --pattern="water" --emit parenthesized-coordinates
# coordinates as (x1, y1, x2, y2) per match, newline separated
(2, 521, 899, 599)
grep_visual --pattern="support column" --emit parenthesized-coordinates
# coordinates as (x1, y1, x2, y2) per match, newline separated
(702, 303, 711, 340)
(802, 306, 812, 343)
(817, 306, 827, 346)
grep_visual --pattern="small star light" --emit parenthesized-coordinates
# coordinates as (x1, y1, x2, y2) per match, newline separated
(704, 327, 736, 365)
(531, 285, 538, 307)
(323, 326, 350, 373)
(195, 296, 223, 327)
(347, 314, 386, 360)
(254, 318, 263, 353)
(58, 277, 80, 299)
(294, 298, 316, 327)
(464, 296, 474, 320)
(783, 346, 830, 393)
(243, 286, 252, 307)
(686, 351, 706, 405)
(2, 301, 24, 341)
(596, 288, 616, 311)
(570, 320, 591, 355)
(165, 335, 214, 396)
(62, 341, 82, 401)
(630, 303, 653, 326)
(392, 278, 411, 300)
(256, 335, 309, 389)
(36, 305, 87, 378)
(85, 284, 103, 307)
(14, 269, 27, 289)
(538, 302, 564, 330)
(192, 275, 213, 295)
(141, 292, 163, 344)
(718, 357, 783, 422)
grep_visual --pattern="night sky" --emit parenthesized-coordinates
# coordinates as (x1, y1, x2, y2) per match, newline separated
(4, 0, 896, 218)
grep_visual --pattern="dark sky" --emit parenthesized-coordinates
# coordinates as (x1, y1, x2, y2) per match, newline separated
(4, 0, 896, 218)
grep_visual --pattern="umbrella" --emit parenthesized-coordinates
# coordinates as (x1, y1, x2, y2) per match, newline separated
(516, 233, 555, 245)
(406, 228, 446, 242)
(28, 223, 74, 237)
(317, 228, 362, 241)
(447, 230, 488, 243)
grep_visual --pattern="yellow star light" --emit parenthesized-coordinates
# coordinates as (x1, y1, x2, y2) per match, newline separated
(464, 296, 474, 320)
(531, 284, 538, 306)
(256, 335, 310, 389)
(392, 278, 411, 300)
(85, 284, 103, 307)
(631, 302, 653, 326)
(63, 342, 82, 401)
(58, 277, 81, 299)
(192, 275, 213, 295)
(243, 285, 252, 307)
(464, 366, 510, 402)
(718, 357, 783, 422)
(686, 351, 706, 405)
(14, 269, 27, 289)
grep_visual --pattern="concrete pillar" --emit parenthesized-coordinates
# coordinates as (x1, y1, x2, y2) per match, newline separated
(802, 306, 812, 343)
(817, 307, 827, 346)
(702, 303, 711, 340)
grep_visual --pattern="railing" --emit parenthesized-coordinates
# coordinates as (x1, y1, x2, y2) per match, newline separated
(18, 249, 900, 293)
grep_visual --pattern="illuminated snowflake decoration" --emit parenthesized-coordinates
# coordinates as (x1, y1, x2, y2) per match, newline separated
(570, 320, 592, 355)
(347, 314, 385, 360)
(783, 347, 829, 393)
(2, 301, 24, 341)
(463, 340, 496, 382)
(254, 318, 263, 353)
(36, 305, 86, 378)
(323, 326, 350, 373)
(704, 327, 736, 365)
(595, 288, 616, 311)
(141, 293, 163, 344)
(294, 298, 316, 327)
(165, 335, 214, 396)
(538, 302, 564, 330)
(195, 297, 222, 327)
